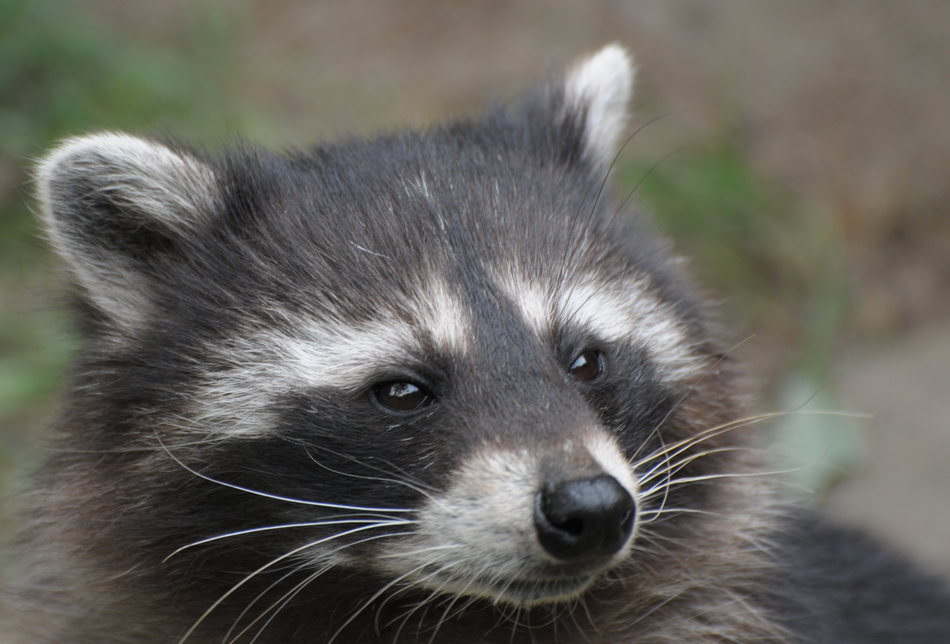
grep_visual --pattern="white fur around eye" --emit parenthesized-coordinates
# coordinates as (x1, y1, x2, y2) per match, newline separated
(184, 276, 470, 440)
(492, 269, 702, 383)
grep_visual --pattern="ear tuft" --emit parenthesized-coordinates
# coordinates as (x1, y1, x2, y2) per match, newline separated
(563, 44, 636, 170)
(35, 133, 221, 325)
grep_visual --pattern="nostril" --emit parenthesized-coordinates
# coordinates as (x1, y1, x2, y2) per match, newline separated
(555, 517, 585, 536)
(534, 474, 635, 562)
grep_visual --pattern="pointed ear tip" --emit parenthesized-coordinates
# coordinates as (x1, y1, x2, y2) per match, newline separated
(564, 44, 637, 117)
(563, 45, 637, 169)
(572, 43, 637, 86)
(592, 43, 635, 71)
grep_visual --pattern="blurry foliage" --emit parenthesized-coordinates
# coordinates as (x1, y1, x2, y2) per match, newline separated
(619, 143, 859, 494)
(0, 0, 241, 155)
(0, 0, 247, 483)
(620, 144, 850, 375)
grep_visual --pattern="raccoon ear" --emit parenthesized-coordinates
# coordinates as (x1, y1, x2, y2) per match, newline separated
(562, 44, 636, 170)
(35, 132, 221, 325)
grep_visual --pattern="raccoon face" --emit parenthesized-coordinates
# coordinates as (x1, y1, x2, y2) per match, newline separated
(35, 45, 743, 628)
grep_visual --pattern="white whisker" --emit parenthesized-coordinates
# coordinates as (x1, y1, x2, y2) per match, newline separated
(156, 432, 415, 515)
(301, 446, 445, 509)
(636, 447, 754, 493)
(383, 561, 471, 637)
(164, 519, 413, 563)
(222, 563, 314, 644)
(177, 524, 410, 644)
(327, 563, 444, 644)
(230, 565, 329, 644)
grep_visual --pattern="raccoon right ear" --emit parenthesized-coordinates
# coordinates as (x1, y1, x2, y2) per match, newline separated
(35, 133, 221, 325)
(561, 44, 636, 171)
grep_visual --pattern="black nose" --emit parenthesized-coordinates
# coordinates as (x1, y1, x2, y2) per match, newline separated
(534, 474, 635, 562)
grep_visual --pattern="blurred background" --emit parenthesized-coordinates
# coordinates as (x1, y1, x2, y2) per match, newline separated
(1, 0, 948, 575)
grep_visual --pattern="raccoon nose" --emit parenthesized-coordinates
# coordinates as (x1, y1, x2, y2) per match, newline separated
(534, 474, 635, 562)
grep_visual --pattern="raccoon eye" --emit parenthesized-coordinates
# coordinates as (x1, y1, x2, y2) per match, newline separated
(568, 350, 603, 382)
(373, 381, 436, 413)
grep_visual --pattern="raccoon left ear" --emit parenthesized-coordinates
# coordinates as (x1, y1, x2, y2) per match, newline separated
(562, 44, 636, 170)
(35, 133, 221, 325)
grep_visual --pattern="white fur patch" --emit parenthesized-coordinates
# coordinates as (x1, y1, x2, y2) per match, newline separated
(282, 321, 417, 391)
(185, 281, 470, 439)
(503, 276, 551, 333)
(187, 320, 415, 439)
(412, 277, 471, 353)
(375, 432, 638, 606)
(495, 271, 702, 382)
(561, 279, 700, 381)
(564, 44, 635, 169)
(587, 432, 640, 505)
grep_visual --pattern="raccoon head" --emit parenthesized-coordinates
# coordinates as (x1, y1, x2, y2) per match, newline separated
(33, 44, 755, 639)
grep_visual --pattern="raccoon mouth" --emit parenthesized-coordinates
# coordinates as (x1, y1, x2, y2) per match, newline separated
(463, 571, 598, 606)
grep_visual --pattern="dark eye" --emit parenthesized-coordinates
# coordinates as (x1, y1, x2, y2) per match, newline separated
(373, 381, 436, 413)
(568, 350, 603, 382)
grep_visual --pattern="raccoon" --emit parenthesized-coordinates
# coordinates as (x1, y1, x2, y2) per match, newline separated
(7, 45, 950, 643)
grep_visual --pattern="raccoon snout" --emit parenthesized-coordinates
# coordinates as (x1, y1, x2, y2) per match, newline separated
(534, 474, 635, 562)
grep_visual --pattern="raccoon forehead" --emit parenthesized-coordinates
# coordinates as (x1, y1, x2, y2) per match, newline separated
(493, 269, 703, 381)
